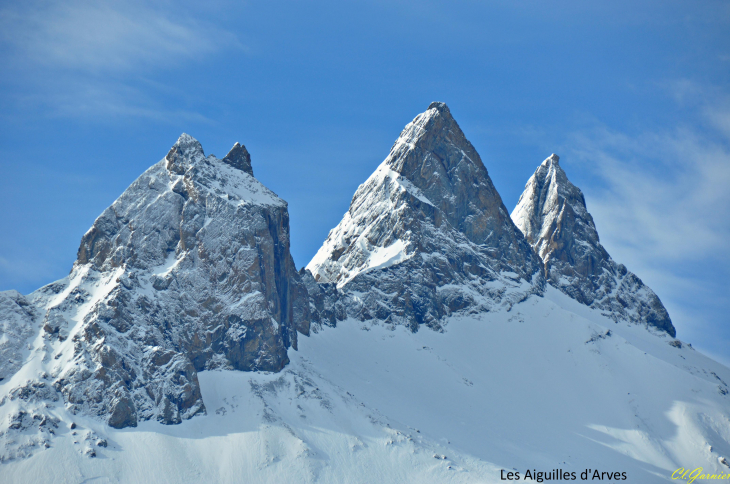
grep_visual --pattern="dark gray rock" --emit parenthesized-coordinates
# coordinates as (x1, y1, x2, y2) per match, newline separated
(511, 154, 675, 336)
(297, 269, 345, 330)
(222, 142, 254, 177)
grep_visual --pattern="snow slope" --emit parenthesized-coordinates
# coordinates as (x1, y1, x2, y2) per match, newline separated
(2, 288, 728, 483)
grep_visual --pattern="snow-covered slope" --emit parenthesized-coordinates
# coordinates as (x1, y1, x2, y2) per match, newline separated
(307, 102, 543, 329)
(511, 154, 675, 336)
(1, 293, 728, 483)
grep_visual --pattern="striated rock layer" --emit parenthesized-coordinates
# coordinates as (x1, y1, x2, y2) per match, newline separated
(1, 134, 313, 431)
(511, 154, 675, 336)
(307, 102, 544, 330)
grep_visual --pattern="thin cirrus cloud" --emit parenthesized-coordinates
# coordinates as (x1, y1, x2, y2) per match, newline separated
(0, 0, 242, 119)
(569, 116, 730, 265)
(0, 0, 242, 73)
(564, 93, 730, 364)
(25, 77, 217, 122)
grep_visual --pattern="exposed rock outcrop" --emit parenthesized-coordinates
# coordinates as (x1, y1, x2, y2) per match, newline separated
(0, 291, 37, 382)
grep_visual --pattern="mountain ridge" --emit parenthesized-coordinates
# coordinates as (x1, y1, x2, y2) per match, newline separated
(0, 103, 713, 478)
(0, 133, 317, 440)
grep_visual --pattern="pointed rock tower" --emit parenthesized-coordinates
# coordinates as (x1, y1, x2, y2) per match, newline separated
(511, 154, 675, 336)
(5, 134, 312, 430)
(307, 102, 543, 329)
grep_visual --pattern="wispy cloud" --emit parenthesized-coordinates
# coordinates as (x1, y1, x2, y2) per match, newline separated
(0, 0, 241, 120)
(0, 0, 241, 73)
(565, 87, 730, 361)
(571, 126, 730, 262)
(25, 77, 216, 123)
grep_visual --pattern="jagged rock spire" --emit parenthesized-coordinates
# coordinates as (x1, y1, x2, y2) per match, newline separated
(380, 101, 522, 247)
(307, 102, 543, 329)
(223, 142, 254, 176)
(165, 133, 205, 175)
(512, 154, 675, 336)
(512, 153, 606, 265)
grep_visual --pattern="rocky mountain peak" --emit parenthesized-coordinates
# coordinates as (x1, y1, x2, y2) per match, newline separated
(6, 134, 314, 431)
(222, 142, 254, 176)
(307, 103, 543, 329)
(511, 155, 675, 336)
(174, 132, 204, 152)
(376, 101, 521, 248)
(513, 153, 597, 261)
(165, 133, 206, 175)
(427, 100, 450, 112)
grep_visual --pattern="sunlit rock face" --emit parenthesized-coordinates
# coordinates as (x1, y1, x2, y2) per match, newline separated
(307, 102, 544, 330)
(511, 154, 675, 336)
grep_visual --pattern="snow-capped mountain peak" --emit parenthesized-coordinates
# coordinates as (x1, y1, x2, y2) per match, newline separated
(0, 134, 312, 439)
(306, 102, 543, 329)
(511, 154, 675, 336)
(165, 133, 205, 173)
(512, 153, 596, 261)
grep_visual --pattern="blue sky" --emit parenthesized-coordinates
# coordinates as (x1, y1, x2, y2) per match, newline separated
(1, 0, 728, 365)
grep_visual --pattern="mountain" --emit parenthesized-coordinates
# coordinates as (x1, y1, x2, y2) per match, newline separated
(511, 154, 675, 336)
(306, 102, 543, 330)
(1, 105, 729, 483)
(0, 134, 315, 446)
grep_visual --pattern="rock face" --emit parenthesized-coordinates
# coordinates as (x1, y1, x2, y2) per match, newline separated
(2, 134, 312, 430)
(511, 154, 675, 336)
(306, 102, 544, 330)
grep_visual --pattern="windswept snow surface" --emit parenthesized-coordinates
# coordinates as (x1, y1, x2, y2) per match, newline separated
(2, 288, 728, 483)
